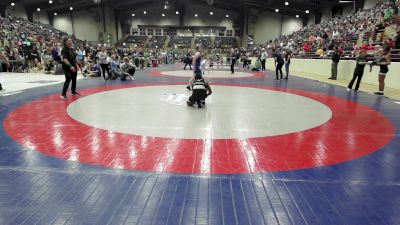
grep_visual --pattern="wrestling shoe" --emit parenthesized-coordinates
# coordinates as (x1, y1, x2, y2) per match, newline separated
(0, 83, 2, 91)
(374, 92, 384, 96)
(60, 95, 67, 100)
(186, 85, 191, 91)
(71, 92, 81, 96)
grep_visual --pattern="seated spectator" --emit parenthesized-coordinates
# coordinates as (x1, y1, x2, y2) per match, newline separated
(120, 57, 135, 81)
(52, 46, 61, 63)
(384, 38, 394, 48)
(303, 42, 311, 53)
(316, 47, 325, 57)
(252, 57, 262, 71)
(42, 47, 54, 74)
(110, 57, 121, 79)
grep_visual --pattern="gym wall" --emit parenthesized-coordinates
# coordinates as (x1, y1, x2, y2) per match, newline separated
(249, 10, 303, 45)
(364, 0, 385, 9)
(129, 3, 238, 32)
(5, 5, 27, 19)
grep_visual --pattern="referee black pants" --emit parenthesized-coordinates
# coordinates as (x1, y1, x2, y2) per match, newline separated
(62, 71, 77, 96)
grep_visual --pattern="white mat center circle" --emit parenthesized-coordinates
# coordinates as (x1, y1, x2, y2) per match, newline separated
(67, 85, 332, 139)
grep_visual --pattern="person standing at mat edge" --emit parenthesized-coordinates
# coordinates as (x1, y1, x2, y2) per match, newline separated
(272, 49, 284, 80)
(347, 50, 371, 92)
(261, 48, 268, 71)
(0, 51, 10, 91)
(98, 47, 111, 81)
(60, 37, 81, 100)
(230, 48, 236, 74)
(329, 47, 341, 80)
(374, 47, 391, 96)
(284, 49, 291, 79)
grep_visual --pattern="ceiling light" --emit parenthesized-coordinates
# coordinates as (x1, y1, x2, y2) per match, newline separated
(54, 12, 58, 16)
(11, 2, 15, 6)
(162, 13, 165, 17)
(305, 10, 310, 13)
(226, 14, 229, 18)
(296, 14, 299, 18)
(144, 11, 147, 14)
(176, 11, 179, 15)
(37, 8, 41, 12)
(132, 13, 135, 16)
(275, 9, 279, 12)
(70, 7, 73, 11)
(49, 0, 53, 4)
(210, 11, 213, 15)
(285, 2, 289, 5)
(195, 14, 198, 17)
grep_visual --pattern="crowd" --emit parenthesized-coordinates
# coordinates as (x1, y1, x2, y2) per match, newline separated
(253, 0, 400, 58)
(168, 36, 192, 48)
(215, 37, 237, 48)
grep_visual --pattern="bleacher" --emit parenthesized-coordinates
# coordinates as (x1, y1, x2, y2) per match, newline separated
(147, 36, 167, 49)
(215, 37, 237, 48)
(195, 37, 212, 48)
(168, 36, 192, 48)
(124, 36, 148, 47)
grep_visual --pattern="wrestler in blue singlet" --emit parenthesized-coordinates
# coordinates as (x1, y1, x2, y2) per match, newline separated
(194, 54, 202, 76)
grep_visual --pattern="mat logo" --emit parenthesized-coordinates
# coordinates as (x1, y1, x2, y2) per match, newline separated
(160, 92, 190, 105)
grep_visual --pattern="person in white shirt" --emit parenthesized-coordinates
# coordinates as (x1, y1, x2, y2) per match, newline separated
(260, 48, 268, 71)
(97, 47, 111, 81)
(200, 58, 207, 74)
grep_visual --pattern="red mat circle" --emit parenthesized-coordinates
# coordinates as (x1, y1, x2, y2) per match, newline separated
(3, 83, 395, 174)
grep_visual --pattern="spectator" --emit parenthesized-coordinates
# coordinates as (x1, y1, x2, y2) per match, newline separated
(329, 47, 341, 80)
(120, 57, 135, 81)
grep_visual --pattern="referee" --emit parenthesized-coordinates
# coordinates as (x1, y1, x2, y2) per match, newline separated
(60, 37, 81, 100)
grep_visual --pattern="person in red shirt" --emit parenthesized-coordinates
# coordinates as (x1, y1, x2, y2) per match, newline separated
(361, 41, 369, 51)
(303, 42, 311, 53)
(385, 39, 394, 48)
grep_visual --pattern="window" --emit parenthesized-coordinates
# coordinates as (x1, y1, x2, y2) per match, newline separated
(148, 28, 154, 35)
(140, 28, 146, 36)
(234, 30, 241, 37)
(156, 29, 162, 36)
(170, 29, 177, 36)
(226, 30, 233, 37)
(218, 30, 225, 37)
